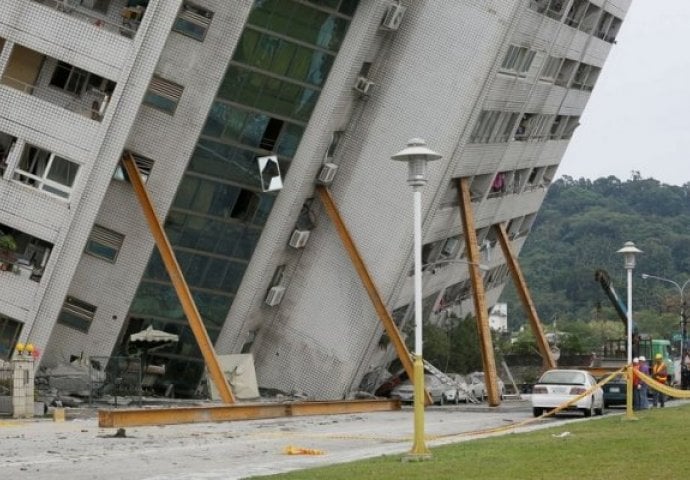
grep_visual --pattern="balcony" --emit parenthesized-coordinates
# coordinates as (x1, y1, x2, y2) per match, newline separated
(0, 222, 53, 283)
(32, 0, 150, 38)
(1, 44, 116, 122)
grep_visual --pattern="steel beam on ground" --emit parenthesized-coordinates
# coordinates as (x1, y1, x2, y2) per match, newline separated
(121, 153, 235, 404)
(494, 223, 556, 370)
(457, 178, 500, 407)
(99, 399, 401, 428)
(316, 186, 432, 405)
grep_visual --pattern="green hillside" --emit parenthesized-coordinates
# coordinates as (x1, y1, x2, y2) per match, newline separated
(502, 175, 690, 346)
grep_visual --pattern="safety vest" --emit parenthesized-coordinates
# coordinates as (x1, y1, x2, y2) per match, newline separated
(653, 362, 668, 383)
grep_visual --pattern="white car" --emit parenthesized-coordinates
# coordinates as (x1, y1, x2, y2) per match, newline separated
(468, 372, 506, 400)
(390, 374, 446, 404)
(531, 369, 604, 417)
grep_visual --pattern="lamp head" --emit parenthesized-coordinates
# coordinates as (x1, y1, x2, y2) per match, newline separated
(391, 138, 442, 187)
(616, 241, 642, 270)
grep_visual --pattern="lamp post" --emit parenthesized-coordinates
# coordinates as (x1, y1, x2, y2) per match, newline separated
(392, 138, 442, 460)
(640, 273, 690, 388)
(617, 241, 642, 419)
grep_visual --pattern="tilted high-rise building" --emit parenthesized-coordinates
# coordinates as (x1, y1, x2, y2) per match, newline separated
(0, 0, 629, 398)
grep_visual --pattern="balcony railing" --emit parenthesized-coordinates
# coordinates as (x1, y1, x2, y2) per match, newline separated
(32, 0, 143, 38)
(1, 75, 111, 121)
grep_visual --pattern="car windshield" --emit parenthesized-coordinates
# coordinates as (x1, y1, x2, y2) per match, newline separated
(538, 371, 586, 385)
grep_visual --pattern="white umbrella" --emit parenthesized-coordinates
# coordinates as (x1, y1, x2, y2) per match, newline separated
(129, 325, 179, 344)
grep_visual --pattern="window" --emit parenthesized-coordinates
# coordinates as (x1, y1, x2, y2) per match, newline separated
(173, 1, 214, 41)
(113, 151, 154, 183)
(500, 46, 536, 75)
(57, 296, 96, 333)
(50, 61, 90, 95)
(561, 116, 580, 139)
(326, 131, 343, 159)
(572, 63, 601, 91)
(85, 225, 125, 263)
(565, 0, 588, 28)
(143, 76, 184, 114)
(555, 59, 577, 87)
(230, 189, 260, 221)
(14, 145, 79, 199)
(540, 56, 562, 81)
(0, 314, 22, 361)
(470, 110, 500, 143)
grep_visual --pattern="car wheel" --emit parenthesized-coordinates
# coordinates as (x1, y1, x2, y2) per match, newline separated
(532, 407, 543, 417)
(582, 401, 593, 417)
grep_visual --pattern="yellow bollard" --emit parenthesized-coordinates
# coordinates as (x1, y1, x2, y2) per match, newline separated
(624, 364, 638, 421)
(53, 408, 65, 423)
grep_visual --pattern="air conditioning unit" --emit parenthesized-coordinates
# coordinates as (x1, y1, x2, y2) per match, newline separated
(265, 285, 286, 306)
(288, 229, 311, 249)
(316, 162, 338, 185)
(353, 76, 374, 96)
(380, 3, 406, 30)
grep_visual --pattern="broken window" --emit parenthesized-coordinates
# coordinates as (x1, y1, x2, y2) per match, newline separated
(57, 296, 97, 333)
(259, 118, 283, 151)
(230, 189, 260, 221)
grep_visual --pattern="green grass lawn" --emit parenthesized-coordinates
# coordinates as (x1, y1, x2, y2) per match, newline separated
(255, 405, 690, 479)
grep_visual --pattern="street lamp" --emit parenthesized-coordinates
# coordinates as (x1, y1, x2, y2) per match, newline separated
(392, 138, 442, 460)
(642, 273, 690, 362)
(617, 241, 642, 419)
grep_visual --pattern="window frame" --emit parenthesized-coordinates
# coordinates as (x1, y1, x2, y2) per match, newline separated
(85, 224, 125, 263)
(57, 296, 97, 333)
(13, 145, 80, 199)
(172, 1, 214, 41)
(143, 75, 184, 115)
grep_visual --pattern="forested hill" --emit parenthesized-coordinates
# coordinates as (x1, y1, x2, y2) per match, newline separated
(503, 175, 690, 336)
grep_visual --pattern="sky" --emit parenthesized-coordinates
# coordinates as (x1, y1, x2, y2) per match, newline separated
(558, 0, 690, 186)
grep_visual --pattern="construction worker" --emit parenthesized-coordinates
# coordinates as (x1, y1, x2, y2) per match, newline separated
(638, 356, 650, 409)
(632, 358, 641, 410)
(652, 353, 668, 408)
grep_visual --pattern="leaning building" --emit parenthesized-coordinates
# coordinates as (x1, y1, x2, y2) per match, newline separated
(0, 0, 629, 398)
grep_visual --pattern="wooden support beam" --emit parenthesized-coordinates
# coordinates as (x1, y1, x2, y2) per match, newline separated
(457, 178, 500, 407)
(121, 153, 235, 404)
(99, 399, 401, 428)
(494, 223, 556, 369)
(316, 186, 432, 404)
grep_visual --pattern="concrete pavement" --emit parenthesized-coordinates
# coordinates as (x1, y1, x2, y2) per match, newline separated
(0, 400, 588, 479)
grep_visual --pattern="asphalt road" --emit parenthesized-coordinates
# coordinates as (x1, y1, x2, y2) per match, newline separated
(0, 400, 597, 480)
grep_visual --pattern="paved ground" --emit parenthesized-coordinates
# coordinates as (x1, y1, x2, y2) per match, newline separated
(0, 400, 601, 480)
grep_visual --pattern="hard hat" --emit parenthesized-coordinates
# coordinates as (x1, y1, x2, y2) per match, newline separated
(655, 353, 663, 360)
(639, 356, 646, 362)
(633, 357, 639, 363)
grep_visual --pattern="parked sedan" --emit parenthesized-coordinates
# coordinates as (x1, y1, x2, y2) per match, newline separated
(390, 374, 446, 404)
(468, 372, 506, 400)
(531, 369, 604, 417)
(601, 373, 627, 407)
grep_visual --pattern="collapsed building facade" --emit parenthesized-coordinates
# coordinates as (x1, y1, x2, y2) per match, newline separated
(0, 0, 630, 398)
